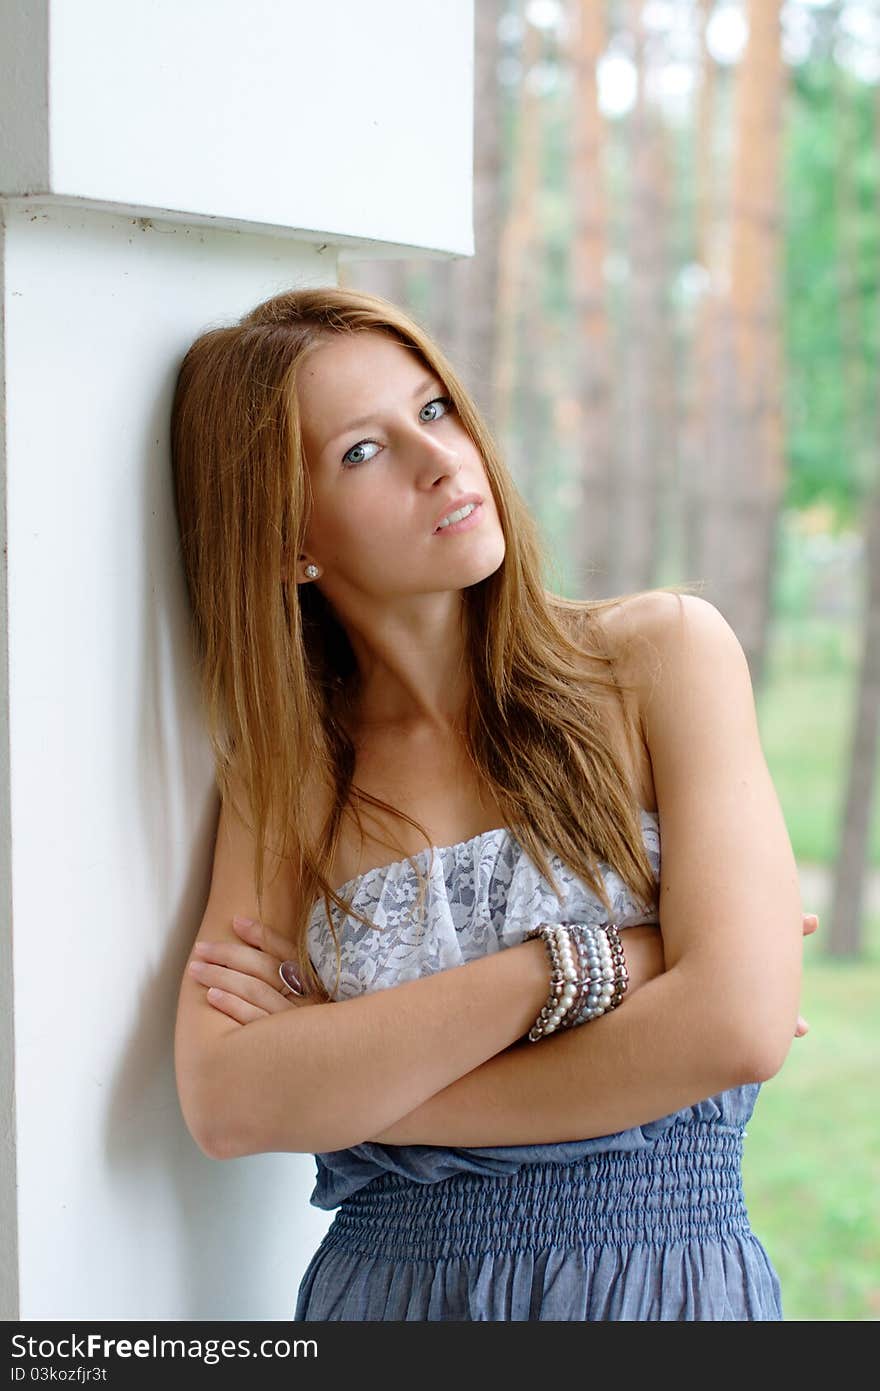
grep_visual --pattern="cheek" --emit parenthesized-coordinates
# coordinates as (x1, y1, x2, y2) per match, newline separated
(311, 495, 405, 568)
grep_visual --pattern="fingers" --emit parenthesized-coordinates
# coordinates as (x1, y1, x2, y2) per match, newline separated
(192, 937, 281, 988)
(795, 1014, 810, 1037)
(802, 913, 819, 937)
(188, 959, 293, 1015)
(232, 914, 296, 961)
(203, 987, 269, 1026)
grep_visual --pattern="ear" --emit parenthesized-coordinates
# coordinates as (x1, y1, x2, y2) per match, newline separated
(281, 548, 320, 586)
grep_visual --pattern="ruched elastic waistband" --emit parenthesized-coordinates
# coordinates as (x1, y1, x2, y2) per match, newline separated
(324, 1125, 751, 1260)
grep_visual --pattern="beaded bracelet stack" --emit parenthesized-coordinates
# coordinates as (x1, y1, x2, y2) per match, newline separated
(523, 921, 629, 1042)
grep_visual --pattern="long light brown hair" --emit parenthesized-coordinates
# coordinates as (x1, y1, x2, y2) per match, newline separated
(170, 284, 699, 1000)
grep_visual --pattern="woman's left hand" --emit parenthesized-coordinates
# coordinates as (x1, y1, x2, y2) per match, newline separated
(794, 912, 819, 1037)
(189, 914, 321, 1025)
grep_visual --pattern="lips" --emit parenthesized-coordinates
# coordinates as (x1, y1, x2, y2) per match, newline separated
(432, 492, 484, 532)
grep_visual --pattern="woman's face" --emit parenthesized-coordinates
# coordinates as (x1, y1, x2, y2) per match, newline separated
(294, 330, 506, 603)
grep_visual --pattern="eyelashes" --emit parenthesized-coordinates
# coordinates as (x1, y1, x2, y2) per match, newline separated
(341, 396, 456, 468)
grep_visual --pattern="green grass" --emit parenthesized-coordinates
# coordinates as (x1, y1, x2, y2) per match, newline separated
(738, 607, 878, 1319)
(757, 661, 852, 865)
(741, 931, 880, 1320)
(757, 614, 880, 865)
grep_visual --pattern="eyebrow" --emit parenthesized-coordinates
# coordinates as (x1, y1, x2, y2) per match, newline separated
(323, 375, 441, 450)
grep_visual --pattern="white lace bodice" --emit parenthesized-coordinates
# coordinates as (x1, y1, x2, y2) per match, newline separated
(307, 809, 661, 1001)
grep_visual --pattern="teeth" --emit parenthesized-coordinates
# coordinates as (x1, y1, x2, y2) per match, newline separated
(436, 502, 477, 530)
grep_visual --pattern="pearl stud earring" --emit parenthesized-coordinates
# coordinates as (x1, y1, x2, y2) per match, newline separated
(305, 564, 319, 579)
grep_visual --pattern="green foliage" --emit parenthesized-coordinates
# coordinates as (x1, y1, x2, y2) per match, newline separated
(784, 60, 880, 523)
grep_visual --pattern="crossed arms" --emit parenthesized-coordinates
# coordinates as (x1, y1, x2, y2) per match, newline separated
(175, 594, 803, 1157)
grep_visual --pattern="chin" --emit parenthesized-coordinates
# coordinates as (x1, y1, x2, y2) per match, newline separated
(462, 540, 506, 588)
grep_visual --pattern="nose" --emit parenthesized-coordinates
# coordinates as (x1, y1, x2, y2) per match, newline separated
(414, 432, 461, 486)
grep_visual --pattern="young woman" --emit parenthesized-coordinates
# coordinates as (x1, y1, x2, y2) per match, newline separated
(172, 285, 814, 1321)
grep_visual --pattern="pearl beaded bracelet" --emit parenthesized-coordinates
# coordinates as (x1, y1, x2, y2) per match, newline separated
(523, 921, 629, 1042)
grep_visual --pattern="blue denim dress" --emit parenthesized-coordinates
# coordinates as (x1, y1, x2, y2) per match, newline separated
(294, 811, 784, 1321)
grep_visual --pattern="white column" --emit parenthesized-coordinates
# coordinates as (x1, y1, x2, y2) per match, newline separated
(0, 0, 474, 1320)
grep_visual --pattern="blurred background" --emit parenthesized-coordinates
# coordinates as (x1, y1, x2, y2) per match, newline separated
(342, 0, 880, 1321)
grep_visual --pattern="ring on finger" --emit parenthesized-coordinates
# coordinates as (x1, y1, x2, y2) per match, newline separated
(279, 961, 305, 997)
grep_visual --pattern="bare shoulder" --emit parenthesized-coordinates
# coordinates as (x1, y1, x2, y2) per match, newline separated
(590, 588, 701, 655)
(591, 592, 740, 723)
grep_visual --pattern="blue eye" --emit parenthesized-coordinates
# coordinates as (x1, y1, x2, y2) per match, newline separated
(341, 396, 456, 468)
(341, 440, 379, 468)
(418, 396, 454, 424)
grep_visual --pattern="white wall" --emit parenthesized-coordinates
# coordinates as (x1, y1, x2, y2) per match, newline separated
(0, 0, 474, 1321)
(2, 203, 339, 1320)
(0, 0, 474, 257)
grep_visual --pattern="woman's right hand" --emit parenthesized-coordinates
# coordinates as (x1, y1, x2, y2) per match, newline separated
(623, 912, 819, 1037)
(795, 911, 819, 1036)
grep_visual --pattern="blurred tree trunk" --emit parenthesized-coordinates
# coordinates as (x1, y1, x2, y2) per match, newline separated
(493, 9, 543, 481)
(831, 488, 880, 958)
(724, 0, 786, 685)
(611, 0, 669, 596)
(518, 28, 550, 506)
(685, 0, 740, 622)
(428, 0, 504, 425)
(828, 71, 880, 959)
(568, 0, 613, 596)
(833, 61, 870, 483)
(681, 0, 720, 595)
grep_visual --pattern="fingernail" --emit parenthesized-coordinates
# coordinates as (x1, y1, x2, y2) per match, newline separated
(279, 961, 305, 995)
(233, 916, 256, 928)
